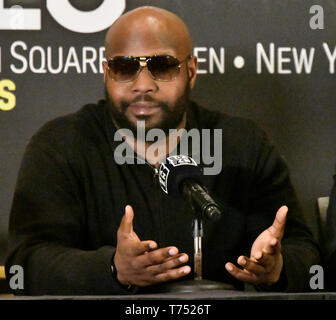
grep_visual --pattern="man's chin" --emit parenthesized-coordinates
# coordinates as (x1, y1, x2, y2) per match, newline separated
(130, 119, 166, 133)
(127, 114, 164, 131)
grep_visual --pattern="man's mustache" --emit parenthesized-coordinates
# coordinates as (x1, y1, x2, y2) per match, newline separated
(130, 95, 157, 103)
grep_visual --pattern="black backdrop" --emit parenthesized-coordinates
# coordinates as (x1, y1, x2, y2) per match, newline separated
(1, 0, 336, 264)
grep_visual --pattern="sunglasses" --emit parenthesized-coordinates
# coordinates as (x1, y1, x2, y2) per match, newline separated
(106, 54, 192, 82)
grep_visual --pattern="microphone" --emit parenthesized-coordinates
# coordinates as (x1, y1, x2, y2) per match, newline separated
(158, 155, 222, 221)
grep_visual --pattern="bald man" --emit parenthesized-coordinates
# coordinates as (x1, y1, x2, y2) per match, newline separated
(6, 7, 320, 295)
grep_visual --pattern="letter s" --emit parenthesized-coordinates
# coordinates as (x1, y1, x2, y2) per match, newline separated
(47, 0, 125, 33)
(0, 79, 16, 111)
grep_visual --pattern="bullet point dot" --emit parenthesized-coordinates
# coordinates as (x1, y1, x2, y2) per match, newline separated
(234, 56, 245, 69)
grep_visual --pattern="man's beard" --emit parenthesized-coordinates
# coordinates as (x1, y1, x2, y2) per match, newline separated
(105, 86, 190, 138)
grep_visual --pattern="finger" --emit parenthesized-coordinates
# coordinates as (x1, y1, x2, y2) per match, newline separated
(142, 240, 158, 251)
(262, 237, 280, 255)
(153, 265, 191, 283)
(127, 240, 158, 256)
(237, 256, 265, 275)
(137, 246, 180, 267)
(118, 205, 134, 234)
(253, 249, 263, 261)
(255, 242, 281, 269)
(254, 241, 279, 261)
(147, 254, 189, 275)
(225, 263, 258, 284)
(268, 205, 288, 240)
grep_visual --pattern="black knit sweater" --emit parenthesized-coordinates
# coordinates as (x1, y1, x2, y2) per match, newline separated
(6, 100, 320, 295)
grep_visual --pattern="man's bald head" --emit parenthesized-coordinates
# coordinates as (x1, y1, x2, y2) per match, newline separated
(104, 6, 193, 58)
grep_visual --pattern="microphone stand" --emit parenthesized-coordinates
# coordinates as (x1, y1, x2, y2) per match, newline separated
(193, 217, 203, 281)
(152, 186, 237, 293)
(185, 191, 236, 291)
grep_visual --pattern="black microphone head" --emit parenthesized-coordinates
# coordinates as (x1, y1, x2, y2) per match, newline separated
(158, 155, 203, 196)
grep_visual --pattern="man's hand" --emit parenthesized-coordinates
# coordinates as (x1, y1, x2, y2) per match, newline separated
(225, 205, 288, 287)
(114, 205, 191, 287)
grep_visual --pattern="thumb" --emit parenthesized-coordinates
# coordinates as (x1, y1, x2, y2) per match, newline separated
(119, 205, 134, 234)
(268, 205, 288, 240)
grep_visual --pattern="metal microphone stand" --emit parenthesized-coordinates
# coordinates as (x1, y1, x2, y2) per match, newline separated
(193, 216, 203, 281)
(152, 186, 236, 293)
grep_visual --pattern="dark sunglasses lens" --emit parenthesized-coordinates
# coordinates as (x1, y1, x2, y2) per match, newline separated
(108, 57, 139, 82)
(148, 56, 180, 81)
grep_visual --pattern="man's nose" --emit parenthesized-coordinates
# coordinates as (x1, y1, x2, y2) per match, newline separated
(131, 67, 159, 94)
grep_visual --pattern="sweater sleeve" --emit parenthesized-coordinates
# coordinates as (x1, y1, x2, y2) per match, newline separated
(5, 136, 129, 295)
(246, 126, 321, 292)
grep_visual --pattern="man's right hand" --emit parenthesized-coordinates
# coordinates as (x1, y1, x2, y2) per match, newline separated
(114, 205, 191, 287)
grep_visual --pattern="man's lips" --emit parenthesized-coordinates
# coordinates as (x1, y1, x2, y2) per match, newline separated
(127, 103, 160, 116)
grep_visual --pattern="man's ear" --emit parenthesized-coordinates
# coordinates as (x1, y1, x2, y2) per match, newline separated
(102, 61, 108, 83)
(188, 55, 198, 89)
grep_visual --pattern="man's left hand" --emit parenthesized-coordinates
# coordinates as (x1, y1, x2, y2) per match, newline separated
(225, 205, 288, 287)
